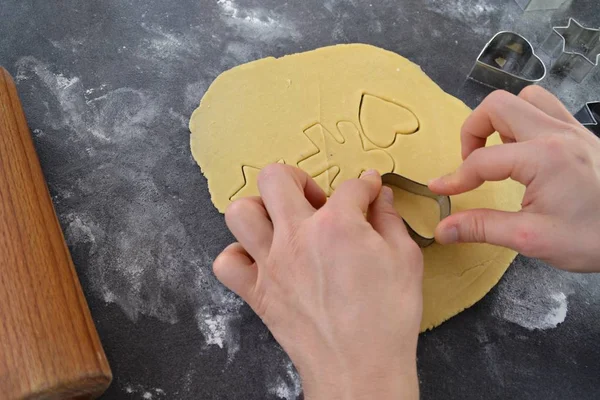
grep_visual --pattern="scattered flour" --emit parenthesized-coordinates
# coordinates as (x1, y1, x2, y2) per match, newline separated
(16, 56, 158, 143)
(473, 323, 505, 384)
(47, 36, 85, 54)
(267, 360, 302, 400)
(182, 369, 194, 394)
(424, 0, 501, 34)
(16, 56, 245, 358)
(123, 384, 165, 398)
(425, 0, 497, 20)
(543, 293, 568, 328)
(323, 0, 358, 13)
(218, 0, 276, 26)
(498, 290, 568, 330)
(184, 80, 209, 113)
(85, 84, 108, 97)
(216, 0, 300, 41)
(323, 0, 339, 13)
(168, 108, 190, 129)
(201, 314, 228, 348)
(196, 284, 244, 359)
(224, 41, 256, 64)
(137, 23, 203, 62)
(539, 71, 600, 115)
(491, 257, 572, 330)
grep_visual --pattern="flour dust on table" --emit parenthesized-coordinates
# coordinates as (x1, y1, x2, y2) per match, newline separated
(423, 0, 511, 35)
(216, 0, 301, 42)
(123, 384, 166, 399)
(490, 257, 574, 330)
(266, 360, 302, 400)
(14, 56, 246, 360)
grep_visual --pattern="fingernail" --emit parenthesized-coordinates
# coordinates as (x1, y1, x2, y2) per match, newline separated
(360, 169, 378, 178)
(438, 226, 458, 244)
(427, 177, 441, 187)
(381, 186, 394, 204)
(429, 173, 453, 188)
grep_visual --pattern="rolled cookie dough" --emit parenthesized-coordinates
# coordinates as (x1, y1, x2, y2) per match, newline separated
(189, 44, 524, 331)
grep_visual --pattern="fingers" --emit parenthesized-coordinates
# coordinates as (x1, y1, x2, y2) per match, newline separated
(257, 164, 327, 225)
(518, 86, 600, 145)
(518, 86, 580, 125)
(367, 186, 411, 246)
(225, 196, 273, 262)
(435, 209, 547, 256)
(213, 243, 258, 303)
(461, 90, 572, 159)
(327, 169, 382, 216)
(429, 142, 536, 195)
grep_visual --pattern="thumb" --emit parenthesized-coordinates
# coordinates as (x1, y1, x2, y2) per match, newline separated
(213, 243, 258, 306)
(367, 186, 411, 247)
(327, 169, 382, 215)
(436, 209, 543, 254)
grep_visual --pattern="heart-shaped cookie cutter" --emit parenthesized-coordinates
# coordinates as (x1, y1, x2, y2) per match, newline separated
(541, 18, 600, 83)
(574, 101, 600, 137)
(381, 173, 451, 248)
(468, 31, 546, 94)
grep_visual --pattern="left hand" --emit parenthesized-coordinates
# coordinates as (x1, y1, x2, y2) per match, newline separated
(213, 165, 423, 400)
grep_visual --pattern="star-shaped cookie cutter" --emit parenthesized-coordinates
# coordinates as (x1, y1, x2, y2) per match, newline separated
(541, 18, 600, 82)
(574, 101, 600, 137)
(381, 173, 451, 248)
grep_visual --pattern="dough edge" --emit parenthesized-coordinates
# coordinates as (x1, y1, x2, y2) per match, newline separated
(189, 43, 520, 333)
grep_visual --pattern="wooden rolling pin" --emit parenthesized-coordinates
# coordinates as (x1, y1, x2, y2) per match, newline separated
(0, 68, 112, 399)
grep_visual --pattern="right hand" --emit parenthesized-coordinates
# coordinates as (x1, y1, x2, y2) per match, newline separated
(428, 86, 600, 272)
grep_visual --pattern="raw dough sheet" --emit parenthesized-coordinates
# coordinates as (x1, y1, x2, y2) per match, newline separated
(189, 44, 524, 331)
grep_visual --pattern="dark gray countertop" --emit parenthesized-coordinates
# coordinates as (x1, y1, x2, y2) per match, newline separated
(2, 1, 600, 399)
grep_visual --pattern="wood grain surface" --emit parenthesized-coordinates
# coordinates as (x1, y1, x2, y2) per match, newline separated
(0, 67, 112, 399)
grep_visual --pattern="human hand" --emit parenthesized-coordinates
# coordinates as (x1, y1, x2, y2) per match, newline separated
(429, 86, 600, 272)
(213, 165, 423, 400)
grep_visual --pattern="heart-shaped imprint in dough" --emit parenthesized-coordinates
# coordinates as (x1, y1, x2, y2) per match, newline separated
(359, 94, 419, 148)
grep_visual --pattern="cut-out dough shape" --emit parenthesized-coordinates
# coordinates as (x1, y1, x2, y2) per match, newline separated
(298, 122, 394, 191)
(231, 161, 339, 200)
(360, 94, 420, 148)
(189, 44, 524, 331)
(311, 166, 340, 196)
(230, 165, 261, 201)
(230, 159, 286, 201)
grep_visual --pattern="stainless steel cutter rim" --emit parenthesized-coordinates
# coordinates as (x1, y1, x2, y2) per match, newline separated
(574, 101, 600, 136)
(381, 173, 451, 248)
(542, 18, 600, 82)
(475, 31, 546, 82)
(551, 18, 600, 65)
(468, 31, 546, 93)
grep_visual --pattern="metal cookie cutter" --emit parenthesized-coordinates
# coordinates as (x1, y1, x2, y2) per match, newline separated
(381, 173, 451, 248)
(514, 0, 568, 11)
(574, 101, 600, 137)
(468, 31, 546, 94)
(541, 18, 600, 82)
